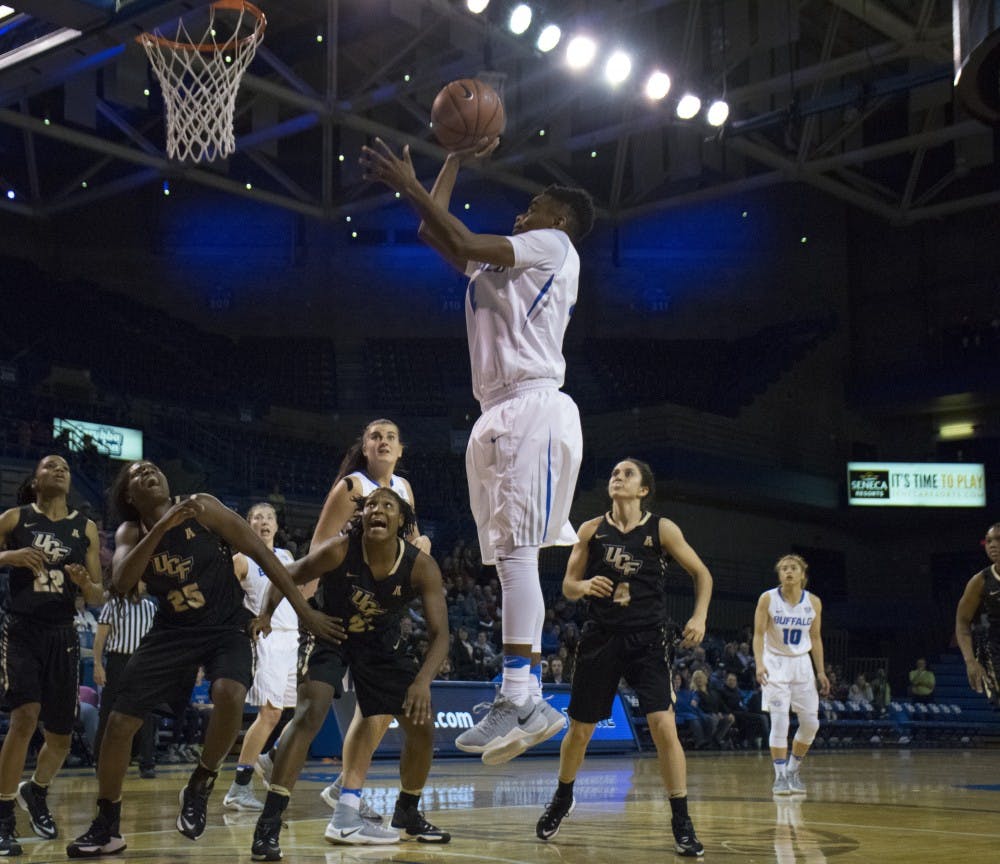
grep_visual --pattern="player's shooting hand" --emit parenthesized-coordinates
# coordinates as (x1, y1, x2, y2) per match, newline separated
(158, 496, 203, 532)
(6, 547, 47, 574)
(817, 672, 831, 697)
(680, 615, 706, 648)
(966, 658, 986, 693)
(359, 139, 416, 192)
(65, 563, 91, 588)
(249, 615, 272, 640)
(756, 665, 769, 686)
(300, 608, 347, 644)
(584, 576, 613, 598)
(402, 681, 433, 724)
(448, 135, 500, 164)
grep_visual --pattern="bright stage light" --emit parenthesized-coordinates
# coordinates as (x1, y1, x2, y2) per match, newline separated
(706, 99, 729, 126)
(536, 24, 561, 53)
(566, 35, 597, 70)
(676, 93, 701, 119)
(509, 4, 532, 35)
(604, 50, 632, 85)
(645, 70, 671, 100)
(466, 0, 490, 14)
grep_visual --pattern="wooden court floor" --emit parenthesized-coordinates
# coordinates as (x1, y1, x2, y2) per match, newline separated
(13, 748, 1000, 863)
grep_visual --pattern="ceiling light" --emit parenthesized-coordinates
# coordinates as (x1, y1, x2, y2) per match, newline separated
(645, 70, 671, 100)
(509, 4, 532, 35)
(676, 93, 701, 119)
(466, 0, 490, 13)
(706, 99, 729, 126)
(566, 35, 597, 70)
(604, 50, 632, 85)
(536, 24, 561, 53)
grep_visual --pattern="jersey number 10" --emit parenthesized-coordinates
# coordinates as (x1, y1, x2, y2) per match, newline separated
(781, 628, 802, 646)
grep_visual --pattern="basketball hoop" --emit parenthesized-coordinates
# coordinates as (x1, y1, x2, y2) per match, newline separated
(137, 0, 266, 163)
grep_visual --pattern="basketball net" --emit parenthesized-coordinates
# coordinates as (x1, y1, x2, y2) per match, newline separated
(137, 1, 266, 163)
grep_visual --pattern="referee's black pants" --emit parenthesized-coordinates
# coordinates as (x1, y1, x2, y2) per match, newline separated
(94, 651, 157, 769)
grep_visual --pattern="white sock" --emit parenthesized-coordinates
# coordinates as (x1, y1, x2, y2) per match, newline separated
(788, 754, 802, 773)
(773, 759, 787, 778)
(340, 788, 362, 810)
(500, 659, 533, 705)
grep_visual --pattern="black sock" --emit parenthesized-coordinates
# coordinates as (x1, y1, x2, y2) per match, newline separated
(556, 780, 574, 800)
(0, 799, 14, 819)
(97, 798, 121, 823)
(397, 791, 420, 811)
(188, 762, 218, 794)
(261, 789, 290, 820)
(235, 765, 254, 786)
(669, 795, 689, 821)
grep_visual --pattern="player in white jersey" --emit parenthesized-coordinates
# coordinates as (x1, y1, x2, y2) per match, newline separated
(360, 137, 595, 762)
(223, 503, 302, 811)
(753, 554, 830, 796)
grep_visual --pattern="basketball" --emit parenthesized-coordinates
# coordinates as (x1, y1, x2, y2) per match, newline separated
(430, 79, 505, 151)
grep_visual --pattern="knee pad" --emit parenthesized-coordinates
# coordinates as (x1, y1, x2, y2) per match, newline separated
(794, 711, 820, 746)
(769, 710, 790, 748)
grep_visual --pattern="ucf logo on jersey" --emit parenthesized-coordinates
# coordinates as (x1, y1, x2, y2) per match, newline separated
(151, 552, 194, 582)
(32, 533, 71, 563)
(603, 545, 641, 577)
(347, 586, 385, 633)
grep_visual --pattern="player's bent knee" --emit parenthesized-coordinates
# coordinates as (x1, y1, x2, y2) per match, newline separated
(794, 712, 819, 745)
(210, 678, 247, 707)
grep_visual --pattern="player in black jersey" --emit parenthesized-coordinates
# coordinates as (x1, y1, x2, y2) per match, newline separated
(66, 461, 342, 859)
(535, 459, 713, 858)
(955, 522, 1000, 704)
(251, 488, 450, 861)
(0, 455, 103, 855)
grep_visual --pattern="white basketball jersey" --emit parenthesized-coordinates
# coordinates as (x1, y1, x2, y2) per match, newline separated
(763, 587, 815, 657)
(241, 548, 297, 630)
(464, 228, 579, 404)
(347, 471, 410, 502)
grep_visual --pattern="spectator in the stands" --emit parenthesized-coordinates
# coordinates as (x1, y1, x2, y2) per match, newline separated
(543, 657, 567, 684)
(717, 672, 768, 750)
(450, 626, 477, 680)
(871, 668, 891, 716)
(672, 672, 714, 749)
(848, 673, 873, 704)
(690, 669, 734, 748)
(908, 658, 935, 703)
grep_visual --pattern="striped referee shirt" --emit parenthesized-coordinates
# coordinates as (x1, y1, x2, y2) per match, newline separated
(97, 596, 157, 655)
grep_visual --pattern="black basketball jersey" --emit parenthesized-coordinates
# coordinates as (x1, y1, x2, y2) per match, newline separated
(583, 512, 670, 632)
(140, 503, 249, 630)
(313, 534, 418, 644)
(5, 504, 90, 625)
(977, 565, 1000, 630)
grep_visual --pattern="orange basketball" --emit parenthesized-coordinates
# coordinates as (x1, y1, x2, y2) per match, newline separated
(430, 79, 505, 151)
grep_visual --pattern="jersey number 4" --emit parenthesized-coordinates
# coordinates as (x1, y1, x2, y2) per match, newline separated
(167, 583, 206, 612)
(781, 628, 802, 646)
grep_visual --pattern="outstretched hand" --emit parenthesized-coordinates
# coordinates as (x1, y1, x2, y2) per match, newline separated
(359, 138, 417, 193)
(446, 135, 500, 165)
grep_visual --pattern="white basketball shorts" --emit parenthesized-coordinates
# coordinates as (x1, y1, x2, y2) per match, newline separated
(466, 384, 582, 565)
(761, 651, 819, 715)
(246, 628, 299, 709)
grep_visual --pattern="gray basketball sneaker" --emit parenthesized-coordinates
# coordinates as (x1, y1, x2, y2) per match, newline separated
(481, 698, 566, 766)
(255, 752, 273, 787)
(223, 782, 264, 812)
(772, 774, 791, 796)
(324, 802, 400, 845)
(455, 695, 548, 760)
(319, 776, 384, 823)
(785, 769, 807, 795)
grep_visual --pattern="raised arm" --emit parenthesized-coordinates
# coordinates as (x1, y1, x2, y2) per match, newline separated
(111, 496, 204, 595)
(398, 478, 431, 554)
(561, 518, 611, 602)
(956, 572, 986, 693)
(360, 138, 515, 268)
(808, 595, 830, 696)
(402, 553, 450, 723)
(311, 478, 359, 545)
(659, 518, 712, 647)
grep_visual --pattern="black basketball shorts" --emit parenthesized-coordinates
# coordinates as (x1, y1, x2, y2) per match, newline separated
(0, 615, 79, 735)
(568, 622, 675, 723)
(300, 631, 420, 718)
(112, 624, 253, 719)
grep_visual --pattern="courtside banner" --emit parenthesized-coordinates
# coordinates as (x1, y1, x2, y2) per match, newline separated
(847, 461, 985, 507)
(323, 681, 639, 758)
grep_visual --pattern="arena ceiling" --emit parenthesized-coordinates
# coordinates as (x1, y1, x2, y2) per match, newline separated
(0, 0, 996, 226)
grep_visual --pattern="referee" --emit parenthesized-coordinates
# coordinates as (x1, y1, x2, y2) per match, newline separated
(92, 582, 157, 776)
